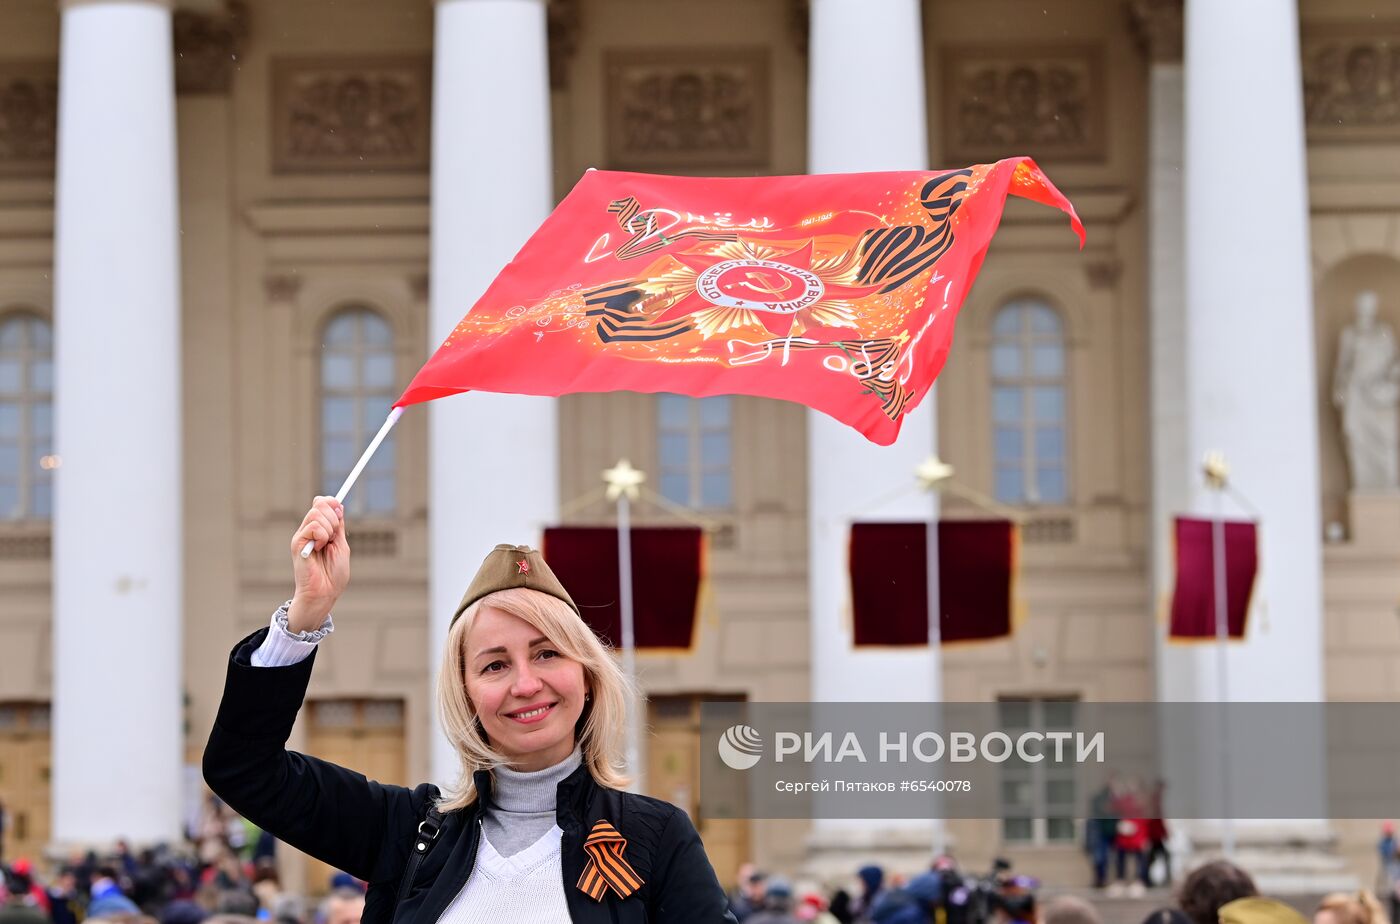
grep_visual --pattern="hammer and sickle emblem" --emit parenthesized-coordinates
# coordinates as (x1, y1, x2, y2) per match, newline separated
(737, 270, 795, 297)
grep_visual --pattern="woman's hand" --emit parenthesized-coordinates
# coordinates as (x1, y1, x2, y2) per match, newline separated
(288, 496, 349, 632)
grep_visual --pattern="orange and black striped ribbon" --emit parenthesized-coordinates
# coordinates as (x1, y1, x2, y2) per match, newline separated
(576, 820, 643, 901)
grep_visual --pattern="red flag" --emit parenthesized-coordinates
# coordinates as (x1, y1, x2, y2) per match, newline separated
(1169, 517, 1257, 640)
(397, 159, 1082, 445)
(541, 526, 704, 649)
(849, 521, 1018, 646)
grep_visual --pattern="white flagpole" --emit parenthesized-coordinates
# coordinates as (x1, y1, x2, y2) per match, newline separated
(604, 459, 646, 790)
(1204, 451, 1234, 857)
(916, 456, 954, 859)
(299, 407, 405, 559)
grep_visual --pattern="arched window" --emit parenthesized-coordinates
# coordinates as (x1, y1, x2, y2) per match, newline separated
(990, 297, 1068, 505)
(657, 394, 732, 509)
(0, 312, 54, 521)
(320, 307, 396, 516)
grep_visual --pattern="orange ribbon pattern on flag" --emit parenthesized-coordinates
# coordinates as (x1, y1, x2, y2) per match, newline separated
(577, 820, 643, 901)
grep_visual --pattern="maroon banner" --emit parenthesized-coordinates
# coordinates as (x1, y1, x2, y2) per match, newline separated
(1169, 517, 1257, 640)
(849, 521, 1017, 646)
(541, 526, 704, 649)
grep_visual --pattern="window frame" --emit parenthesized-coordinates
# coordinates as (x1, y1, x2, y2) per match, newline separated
(0, 311, 54, 523)
(656, 394, 733, 510)
(989, 297, 1070, 507)
(317, 305, 398, 518)
(998, 695, 1080, 847)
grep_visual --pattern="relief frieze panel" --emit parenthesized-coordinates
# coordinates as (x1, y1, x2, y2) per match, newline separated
(1303, 28, 1400, 141)
(941, 46, 1104, 163)
(0, 64, 57, 177)
(271, 57, 430, 173)
(604, 48, 770, 171)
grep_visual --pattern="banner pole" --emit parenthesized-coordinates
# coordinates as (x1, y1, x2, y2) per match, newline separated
(299, 407, 405, 559)
(603, 460, 646, 791)
(916, 457, 953, 859)
(1206, 453, 1234, 857)
(616, 490, 642, 790)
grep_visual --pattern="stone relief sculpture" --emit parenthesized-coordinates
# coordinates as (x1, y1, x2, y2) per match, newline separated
(1333, 290, 1400, 491)
(1302, 33, 1400, 140)
(942, 47, 1103, 163)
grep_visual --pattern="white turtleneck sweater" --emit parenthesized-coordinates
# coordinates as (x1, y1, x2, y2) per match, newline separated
(250, 605, 577, 923)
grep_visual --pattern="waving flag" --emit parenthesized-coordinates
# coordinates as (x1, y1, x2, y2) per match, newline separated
(398, 157, 1083, 444)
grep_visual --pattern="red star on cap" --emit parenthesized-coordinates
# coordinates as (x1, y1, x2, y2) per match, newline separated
(517, 559, 530, 575)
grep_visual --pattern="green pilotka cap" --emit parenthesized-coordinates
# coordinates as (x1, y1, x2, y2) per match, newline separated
(452, 543, 580, 626)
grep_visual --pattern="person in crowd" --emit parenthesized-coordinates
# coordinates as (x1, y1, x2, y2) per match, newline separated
(1145, 782, 1171, 887)
(1315, 891, 1390, 924)
(1178, 860, 1259, 924)
(270, 894, 306, 924)
(160, 898, 210, 924)
(1086, 780, 1118, 890)
(3, 862, 48, 916)
(0, 885, 46, 924)
(1042, 896, 1101, 924)
(1218, 897, 1308, 924)
(828, 889, 854, 924)
(868, 871, 942, 924)
(46, 869, 84, 924)
(202, 498, 735, 923)
(730, 866, 769, 922)
(1379, 823, 1400, 924)
(796, 890, 840, 924)
(994, 889, 1037, 924)
(852, 866, 886, 922)
(747, 879, 801, 924)
(1111, 780, 1149, 897)
(318, 888, 366, 924)
(728, 862, 772, 918)
(1139, 910, 1191, 924)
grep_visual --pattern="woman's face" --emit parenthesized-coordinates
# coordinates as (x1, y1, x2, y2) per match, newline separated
(464, 606, 588, 771)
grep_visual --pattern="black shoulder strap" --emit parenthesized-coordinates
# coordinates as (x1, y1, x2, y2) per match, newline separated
(396, 805, 445, 904)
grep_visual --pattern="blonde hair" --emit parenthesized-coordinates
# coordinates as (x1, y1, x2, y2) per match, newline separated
(435, 586, 632, 811)
(1317, 893, 1389, 924)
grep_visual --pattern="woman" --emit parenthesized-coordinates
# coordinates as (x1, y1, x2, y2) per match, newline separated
(203, 497, 735, 924)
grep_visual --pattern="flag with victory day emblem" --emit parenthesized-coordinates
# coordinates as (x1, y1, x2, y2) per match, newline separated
(396, 157, 1083, 445)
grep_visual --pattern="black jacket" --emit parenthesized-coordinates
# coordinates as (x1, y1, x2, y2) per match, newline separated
(203, 628, 738, 924)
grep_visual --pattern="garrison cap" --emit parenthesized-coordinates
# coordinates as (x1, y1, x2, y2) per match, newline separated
(452, 543, 579, 625)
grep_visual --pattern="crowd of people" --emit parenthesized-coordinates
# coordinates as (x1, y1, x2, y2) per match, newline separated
(0, 796, 366, 924)
(725, 856, 1393, 924)
(2, 813, 1397, 924)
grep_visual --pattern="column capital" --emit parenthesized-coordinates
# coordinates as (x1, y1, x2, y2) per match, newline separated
(546, 0, 579, 90)
(1129, 0, 1183, 63)
(174, 0, 247, 94)
(59, 0, 174, 10)
(789, 0, 810, 58)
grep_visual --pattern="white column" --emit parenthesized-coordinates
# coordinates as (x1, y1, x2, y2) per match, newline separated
(805, 0, 938, 871)
(52, 0, 183, 846)
(1169, 0, 1322, 703)
(428, 0, 558, 783)
(1161, 2, 1337, 882)
(1138, 5, 1199, 701)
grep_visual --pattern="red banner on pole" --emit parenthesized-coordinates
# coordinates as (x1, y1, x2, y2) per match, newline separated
(397, 159, 1082, 445)
(541, 526, 705, 650)
(849, 521, 1018, 646)
(1169, 517, 1257, 640)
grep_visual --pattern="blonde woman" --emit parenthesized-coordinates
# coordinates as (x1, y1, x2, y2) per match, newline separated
(203, 497, 736, 924)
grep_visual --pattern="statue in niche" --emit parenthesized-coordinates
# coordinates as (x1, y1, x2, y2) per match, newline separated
(1333, 289, 1400, 491)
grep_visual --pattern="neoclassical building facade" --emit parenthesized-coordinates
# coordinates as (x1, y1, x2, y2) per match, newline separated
(1, 0, 1399, 891)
